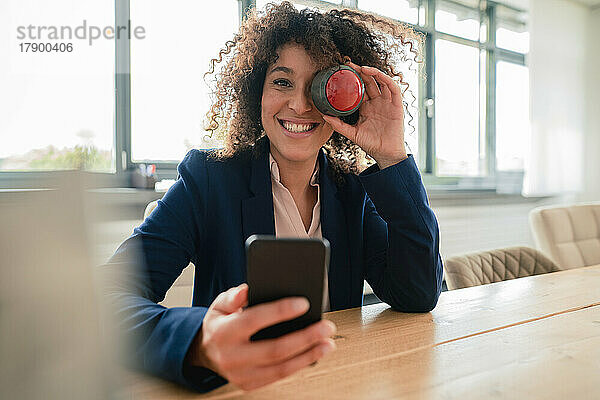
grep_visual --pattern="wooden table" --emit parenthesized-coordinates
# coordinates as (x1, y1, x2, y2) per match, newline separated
(123, 265, 600, 399)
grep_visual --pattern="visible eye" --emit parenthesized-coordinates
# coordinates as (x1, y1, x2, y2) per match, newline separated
(273, 78, 292, 88)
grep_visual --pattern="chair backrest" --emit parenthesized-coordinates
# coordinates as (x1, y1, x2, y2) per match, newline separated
(529, 203, 600, 269)
(144, 200, 159, 220)
(444, 246, 560, 290)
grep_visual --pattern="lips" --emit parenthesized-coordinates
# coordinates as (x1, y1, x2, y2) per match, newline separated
(278, 118, 319, 134)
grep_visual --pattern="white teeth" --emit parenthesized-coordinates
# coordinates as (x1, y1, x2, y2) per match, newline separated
(282, 121, 316, 133)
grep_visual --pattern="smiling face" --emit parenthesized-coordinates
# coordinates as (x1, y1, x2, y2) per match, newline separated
(261, 43, 334, 165)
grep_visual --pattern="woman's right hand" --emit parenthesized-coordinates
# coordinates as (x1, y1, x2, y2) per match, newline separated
(185, 283, 337, 391)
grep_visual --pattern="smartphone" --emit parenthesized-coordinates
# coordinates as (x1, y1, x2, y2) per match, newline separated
(245, 235, 330, 341)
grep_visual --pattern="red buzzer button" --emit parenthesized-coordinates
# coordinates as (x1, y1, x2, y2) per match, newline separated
(325, 69, 364, 112)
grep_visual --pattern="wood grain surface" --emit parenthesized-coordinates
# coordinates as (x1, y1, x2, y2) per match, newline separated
(121, 265, 600, 400)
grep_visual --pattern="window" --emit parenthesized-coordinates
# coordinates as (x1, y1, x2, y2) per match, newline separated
(425, 0, 529, 185)
(358, 0, 420, 25)
(435, 0, 481, 41)
(1, 0, 115, 172)
(400, 52, 420, 157)
(496, 61, 529, 171)
(257, 0, 342, 13)
(435, 40, 482, 176)
(354, 1, 421, 154)
(9, 0, 524, 190)
(129, 0, 239, 163)
(120, 0, 530, 188)
(496, 4, 529, 54)
(494, 4, 529, 174)
(1, 0, 530, 190)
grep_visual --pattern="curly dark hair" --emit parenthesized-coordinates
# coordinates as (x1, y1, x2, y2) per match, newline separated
(204, 1, 423, 178)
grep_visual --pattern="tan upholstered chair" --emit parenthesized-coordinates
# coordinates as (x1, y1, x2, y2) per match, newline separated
(529, 203, 600, 269)
(444, 246, 560, 290)
(144, 201, 195, 308)
(143, 200, 159, 220)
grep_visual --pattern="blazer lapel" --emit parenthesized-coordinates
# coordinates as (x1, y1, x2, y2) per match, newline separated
(241, 137, 275, 240)
(319, 151, 351, 310)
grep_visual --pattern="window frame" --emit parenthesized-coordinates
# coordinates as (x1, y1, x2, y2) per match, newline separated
(415, 0, 527, 188)
(0, 0, 127, 189)
(117, 0, 250, 181)
(124, 0, 526, 188)
(0, 0, 529, 190)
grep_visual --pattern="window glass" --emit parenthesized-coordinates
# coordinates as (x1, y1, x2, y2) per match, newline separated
(496, 5, 529, 54)
(435, 39, 482, 176)
(257, 0, 340, 12)
(130, 0, 238, 162)
(1, 0, 114, 172)
(435, 0, 480, 41)
(401, 56, 420, 158)
(496, 61, 529, 171)
(496, 27, 529, 54)
(358, 0, 419, 25)
(479, 48, 486, 166)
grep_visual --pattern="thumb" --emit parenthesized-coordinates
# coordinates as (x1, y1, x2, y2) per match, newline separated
(212, 283, 248, 314)
(322, 114, 357, 141)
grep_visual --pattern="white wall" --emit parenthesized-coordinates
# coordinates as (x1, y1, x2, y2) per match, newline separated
(524, 0, 589, 196)
(582, 7, 600, 201)
(432, 199, 543, 258)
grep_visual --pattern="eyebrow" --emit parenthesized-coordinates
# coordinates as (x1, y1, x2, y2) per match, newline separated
(267, 66, 293, 75)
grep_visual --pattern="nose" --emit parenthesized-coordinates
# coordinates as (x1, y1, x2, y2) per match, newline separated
(288, 86, 313, 115)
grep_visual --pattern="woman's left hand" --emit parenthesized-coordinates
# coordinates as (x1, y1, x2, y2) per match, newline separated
(322, 62, 408, 169)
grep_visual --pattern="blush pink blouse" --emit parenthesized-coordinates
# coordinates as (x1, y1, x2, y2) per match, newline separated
(269, 153, 330, 312)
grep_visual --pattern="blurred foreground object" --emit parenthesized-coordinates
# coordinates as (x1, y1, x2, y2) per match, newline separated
(0, 173, 114, 399)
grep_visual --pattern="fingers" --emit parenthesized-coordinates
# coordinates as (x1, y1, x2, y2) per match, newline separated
(380, 83, 392, 101)
(237, 339, 336, 391)
(347, 61, 379, 100)
(361, 65, 403, 106)
(362, 74, 380, 101)
(199, 291, 339, 392)
(233, 297, 310, 339)
(242, 319, 337, 367)
(322, 114, 357, 141)
(212, 283, 249, 314)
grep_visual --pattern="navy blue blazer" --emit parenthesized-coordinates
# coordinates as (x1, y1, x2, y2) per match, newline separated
(106, 136, 443, 392)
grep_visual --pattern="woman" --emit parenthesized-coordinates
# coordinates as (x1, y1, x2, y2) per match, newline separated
(107, 2, 443, 393)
